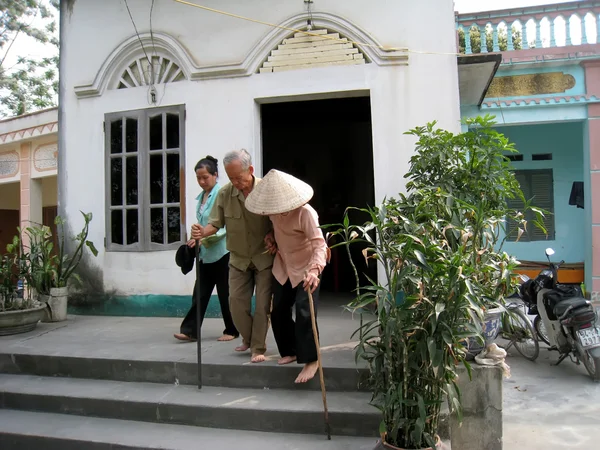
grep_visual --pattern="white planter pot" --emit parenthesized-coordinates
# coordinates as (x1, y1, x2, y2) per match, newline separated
(44, 287, 69, 322)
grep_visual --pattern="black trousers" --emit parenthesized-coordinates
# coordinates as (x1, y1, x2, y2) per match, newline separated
(180, 253, 238, 339)
(271, 276, 321, 364)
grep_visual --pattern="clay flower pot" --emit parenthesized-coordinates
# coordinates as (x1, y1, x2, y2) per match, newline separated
(374, 434, 442, 450)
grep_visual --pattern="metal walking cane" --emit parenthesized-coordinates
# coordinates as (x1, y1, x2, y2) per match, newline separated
(308, 289, 331, 440)
(195, 239, 202, 389)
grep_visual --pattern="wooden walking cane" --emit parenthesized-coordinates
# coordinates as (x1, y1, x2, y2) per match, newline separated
(195, 239, 202, 389)
(308, 289, 331, 440)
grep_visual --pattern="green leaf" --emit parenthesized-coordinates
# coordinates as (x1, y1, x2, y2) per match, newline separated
(417, 393, 426, 419)
(85, 241, 99, 257)
(435, 302, 445, 319)
(379, 420, 387, 436)
(413, 249, 431, 271)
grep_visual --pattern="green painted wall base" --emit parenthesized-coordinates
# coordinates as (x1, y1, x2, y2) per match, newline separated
(68, 295, 256, 318)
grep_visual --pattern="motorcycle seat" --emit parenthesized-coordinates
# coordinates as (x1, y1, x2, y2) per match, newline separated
(553, 298, 590, 318)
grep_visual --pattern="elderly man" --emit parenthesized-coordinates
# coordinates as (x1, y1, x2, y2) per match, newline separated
(192, 149, 275, 363)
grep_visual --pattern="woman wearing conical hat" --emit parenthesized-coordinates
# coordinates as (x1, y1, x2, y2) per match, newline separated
(245, 169, 328, 384)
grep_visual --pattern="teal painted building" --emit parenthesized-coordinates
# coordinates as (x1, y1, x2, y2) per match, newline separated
(458, 1, 600, 300)
(496, 122, 586, 264)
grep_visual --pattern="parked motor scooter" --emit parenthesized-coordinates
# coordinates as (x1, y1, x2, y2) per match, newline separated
(518, 248, 600, 381)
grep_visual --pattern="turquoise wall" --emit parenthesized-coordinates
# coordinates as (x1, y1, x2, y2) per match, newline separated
(497, 121, 585, 263)
(69, 295, 256, 318)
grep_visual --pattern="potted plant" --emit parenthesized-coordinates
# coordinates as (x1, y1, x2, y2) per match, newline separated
(21, 211, 98, 322)
(400, 116, 542, 358)
(0, 236, 46, 336)
(326, 116, 541, 449)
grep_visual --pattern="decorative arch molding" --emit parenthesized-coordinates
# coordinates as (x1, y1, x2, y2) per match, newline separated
(74, 13, 408, 98)
(258, 28, 367, 73)
(247, 12, 409, 74)
(74, 32, 195, 99)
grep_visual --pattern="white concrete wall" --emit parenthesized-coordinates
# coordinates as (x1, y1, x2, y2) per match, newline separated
(60, 0, 461, 295)
(0, 108, 57, 135)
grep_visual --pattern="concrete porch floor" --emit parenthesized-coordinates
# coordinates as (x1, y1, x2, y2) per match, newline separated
(0, 300, 365, 369)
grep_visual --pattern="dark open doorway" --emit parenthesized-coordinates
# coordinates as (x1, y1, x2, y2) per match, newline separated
(261, 96, 377, 294)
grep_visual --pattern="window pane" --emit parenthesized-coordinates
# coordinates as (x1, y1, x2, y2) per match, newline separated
(126, 209, 139, 245)
(110, 119, 122, 154)
(149, 114, 163, 150)
(110, 157, 123, 206)
(125, 156, 138, 205)
(125, 118, 137, 153)
(151, 208, 164, 244)
(150, 154, 163, 204)
(166, 113, 179, 149)
(167, 207, 181, 243)
(111, 210, 124, 245)
(166, 153, 180, 203)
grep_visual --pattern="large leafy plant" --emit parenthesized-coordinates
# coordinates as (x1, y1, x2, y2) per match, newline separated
(0, 243, 28, 311)
(327, 116, 543, 448)
(4, 211, 98, 299)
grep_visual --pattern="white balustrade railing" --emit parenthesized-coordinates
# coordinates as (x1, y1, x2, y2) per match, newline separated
(456, 2, 600, 54)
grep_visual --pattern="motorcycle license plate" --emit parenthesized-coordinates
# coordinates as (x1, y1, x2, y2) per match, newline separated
(577, 327, 600, 349)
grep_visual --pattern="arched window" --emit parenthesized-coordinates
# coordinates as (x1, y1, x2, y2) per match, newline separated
(116, 56, 185, 89)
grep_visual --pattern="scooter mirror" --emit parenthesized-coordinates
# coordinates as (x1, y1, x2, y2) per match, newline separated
(545, 248, 555, 257)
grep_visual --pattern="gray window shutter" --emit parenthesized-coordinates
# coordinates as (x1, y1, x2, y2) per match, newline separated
(506, 169, 555, 242)
(529, 170, 554, 241)
(506, 171, 529, 242)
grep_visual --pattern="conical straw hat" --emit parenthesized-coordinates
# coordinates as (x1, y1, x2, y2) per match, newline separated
(245, 169, 314, 215)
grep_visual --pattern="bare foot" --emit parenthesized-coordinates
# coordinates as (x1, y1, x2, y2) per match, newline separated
(235, 344, 250, 352)
(278, 356, 297, 365)
(295, 361, 319, 383)
(251, 353, 266, 363)
(173, 333, 196, 342)
(217, 334, 236, 342)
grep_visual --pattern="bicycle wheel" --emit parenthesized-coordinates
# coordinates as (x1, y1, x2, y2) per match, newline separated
(533, 315, 550, 346)
(504, 306, 540, 361)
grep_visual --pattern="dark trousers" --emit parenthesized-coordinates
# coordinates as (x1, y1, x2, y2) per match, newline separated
(271, 276, 321, 364)
(180, 253, 238, 338)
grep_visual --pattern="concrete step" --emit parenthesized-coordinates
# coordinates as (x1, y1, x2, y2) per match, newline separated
(0, 374, 380, 437)
(0, 409, 379, 450)
(0, 351, 368, 392)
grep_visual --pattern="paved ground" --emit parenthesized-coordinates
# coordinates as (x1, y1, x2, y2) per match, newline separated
(1, 305, 600, 449)
(502, 341, 600, 450)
